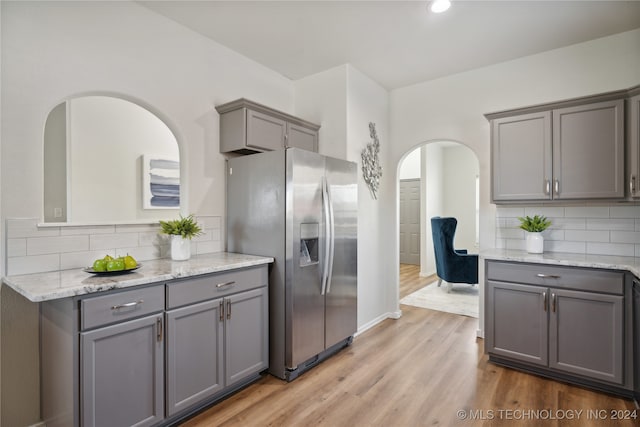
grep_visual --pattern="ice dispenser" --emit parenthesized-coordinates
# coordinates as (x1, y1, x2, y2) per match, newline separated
(300, 223, 319, 266)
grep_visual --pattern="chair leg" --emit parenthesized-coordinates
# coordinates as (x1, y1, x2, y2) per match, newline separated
(437, 278, 443, 287)
(447, 281, 453, 293)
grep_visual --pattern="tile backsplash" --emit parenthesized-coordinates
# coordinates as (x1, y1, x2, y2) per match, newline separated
(496, 205, 640, 257)
(4, 216, 222, 275)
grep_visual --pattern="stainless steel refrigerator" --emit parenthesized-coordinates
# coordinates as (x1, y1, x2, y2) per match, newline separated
(227, 148, 357, 381)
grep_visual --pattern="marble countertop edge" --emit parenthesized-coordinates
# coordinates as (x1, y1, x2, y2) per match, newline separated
(480, 248, 640, 277)
(2, 252, 274, 303)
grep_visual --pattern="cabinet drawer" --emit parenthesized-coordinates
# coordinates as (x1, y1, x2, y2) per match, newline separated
(486, 261, 624, 295)
(167, 266, 267, 309)
(81, 285, 164, 330)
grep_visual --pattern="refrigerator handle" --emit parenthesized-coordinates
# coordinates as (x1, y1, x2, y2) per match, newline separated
(325, 178, 335, 294)
(321, 178, 331, 295)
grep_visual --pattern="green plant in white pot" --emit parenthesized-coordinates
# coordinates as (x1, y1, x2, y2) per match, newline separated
(159, 214, 203, 261)
(518, 215, 551, 254)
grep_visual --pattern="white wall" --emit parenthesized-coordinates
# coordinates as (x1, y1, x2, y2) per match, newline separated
(422, 144, 443, 277)
(399, 146, 420, 180)
(68, 96, 179, 223)
(295, 65, 395, 331)
(345, 65, 395, 330)
(1, 2, 294, 425)
(442, 145, 479, 251)
(391, 28, 640, 338)
(294, 64, 348, 159)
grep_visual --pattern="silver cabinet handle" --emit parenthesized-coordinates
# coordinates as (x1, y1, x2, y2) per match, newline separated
(219, 300, 224, 321)
(216, 281, 236, 289)
(552, 293, 557, 313)
(156, 317, 163, 342)
(536, 274, 560, 279)
(111, 299, 143, 310)
(543, 291, 547, 312)
(631, 175, 636, 195)
(227, 299, 231, 320)
(554, 179, 559, 195)
(545, 180, 551, 195)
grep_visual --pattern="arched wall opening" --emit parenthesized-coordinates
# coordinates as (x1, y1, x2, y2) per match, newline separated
(397, 140, 480, 279)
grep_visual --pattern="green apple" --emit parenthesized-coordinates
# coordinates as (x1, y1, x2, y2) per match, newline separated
(106, 258, 125, 271)
(92, 259, 107, 272)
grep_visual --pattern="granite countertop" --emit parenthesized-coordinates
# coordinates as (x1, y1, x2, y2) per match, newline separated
(481, 248, 640, 278)
(2, 252, 274, 303)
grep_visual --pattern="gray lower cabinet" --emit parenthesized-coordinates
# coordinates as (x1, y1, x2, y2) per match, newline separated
(81, 314, 164, 427)
(217, 98, 319, 154)
(487, 281, 548, 366)
(549, 288, 623, 384)
(165, 299, 224, 416)
(41, 265, 269, 427)
(486, 260, 631, 393)
(165, 286, 268, 417)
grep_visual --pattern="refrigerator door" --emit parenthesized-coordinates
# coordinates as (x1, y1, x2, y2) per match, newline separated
(324, 156, 358, 347)
(287, 149, 327, 368)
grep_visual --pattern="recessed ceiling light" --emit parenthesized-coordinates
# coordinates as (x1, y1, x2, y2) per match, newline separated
(430, 0, 451, 13)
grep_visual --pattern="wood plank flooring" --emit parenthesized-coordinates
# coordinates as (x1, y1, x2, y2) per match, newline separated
(181, 265, 637, 427)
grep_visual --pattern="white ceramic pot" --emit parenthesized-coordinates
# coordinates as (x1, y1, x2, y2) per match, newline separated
(526, 232, 544, 254)
(170, 235, 191, 261)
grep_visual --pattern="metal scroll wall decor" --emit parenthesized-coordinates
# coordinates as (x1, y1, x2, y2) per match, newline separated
(361, 122, 383, 199)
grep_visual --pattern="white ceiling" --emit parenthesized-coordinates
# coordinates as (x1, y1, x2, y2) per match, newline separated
(141, 0, 640, 89)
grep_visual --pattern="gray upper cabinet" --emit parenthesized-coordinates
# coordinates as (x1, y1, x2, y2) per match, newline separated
(552, 100, 624, 199)
(626, 87, 640, 197)
(491, 111, 552, 201)
(487, 88, 630, 203)
(217, 98, 320, 154)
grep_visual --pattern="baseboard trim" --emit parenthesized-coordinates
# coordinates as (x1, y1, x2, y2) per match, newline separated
(28, 422, 46, 427)
(355, 310, 402, 337)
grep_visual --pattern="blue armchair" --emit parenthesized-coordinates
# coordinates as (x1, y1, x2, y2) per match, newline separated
(430, 217, 478, 291)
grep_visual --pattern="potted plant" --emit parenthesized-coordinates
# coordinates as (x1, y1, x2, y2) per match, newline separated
(518, 215, 552, 254)
(159, 214, 203, 261)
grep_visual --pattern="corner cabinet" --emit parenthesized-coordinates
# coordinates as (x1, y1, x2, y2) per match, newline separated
(485, 260, 633, 396)
(487, 89, 628, 203)
(40, 265, 269, 427)
(216, 98, 320, 154)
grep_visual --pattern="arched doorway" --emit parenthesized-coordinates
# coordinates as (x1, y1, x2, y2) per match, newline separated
(397, 140, 480, 316)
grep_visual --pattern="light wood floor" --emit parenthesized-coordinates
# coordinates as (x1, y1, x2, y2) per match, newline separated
(181, 264, 637, 427)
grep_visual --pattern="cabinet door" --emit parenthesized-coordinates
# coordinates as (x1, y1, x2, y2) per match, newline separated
(487, 281, 548, 366)
(81, 315, 164, 427)
(246, 109, 286, 151)
(166, 299, 224, 416)
(491, 111, 552, 201)
(225, 287, 268, 387)
(549, 289, 624, 384)
(286, 123, 318, 152)
(628, 94, 640, 197)
(553, 100, 624, 199)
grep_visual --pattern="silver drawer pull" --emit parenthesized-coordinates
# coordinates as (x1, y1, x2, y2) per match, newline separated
(536, 274, 560, 279)
(111, 299, 144, 310)
(216, 281, 236, 289)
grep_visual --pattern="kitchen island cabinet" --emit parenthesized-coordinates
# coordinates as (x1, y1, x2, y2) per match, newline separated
(485, 258, 631, 396)
(15, 253, 273, 427)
